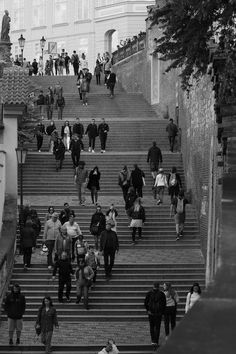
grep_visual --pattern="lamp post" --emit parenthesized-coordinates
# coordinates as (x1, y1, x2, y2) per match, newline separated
(18, 34, 25, 66)
(15, 146, 28, 212)
(40, 36, 46, 62)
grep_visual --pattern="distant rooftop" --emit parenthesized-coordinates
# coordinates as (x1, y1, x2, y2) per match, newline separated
(0, 67, 29, 105)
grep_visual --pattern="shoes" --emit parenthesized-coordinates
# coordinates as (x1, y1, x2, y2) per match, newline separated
(85, 102, 88, 106)
(9, 339, 13, 346)
(179, 232, 183, 237)
(103, 150, 106, 153)
(48, 266, 52, 270)
(101, 150, 103, 153)
(66, 297, 71, 303)
(88, 147, 91, 152)
(157, 200, 161, 205)
(131, 241, 136, 245)
(16, 338, 20, 345)
(92, 150, 95, 153)
(83, 103, 85, 106)
(38, 150, 41, 152)
(176, 235, 180, 241)
(24, 264, 28, 270)
(75, 298, 80, 304)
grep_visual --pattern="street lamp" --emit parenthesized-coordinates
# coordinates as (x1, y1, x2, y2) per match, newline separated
(15, 146, 28, 211)
(40, 36, 46, 61)
(18, 34, 25, 66)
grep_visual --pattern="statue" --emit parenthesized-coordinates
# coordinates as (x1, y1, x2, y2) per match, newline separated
(1, 10, 11, 42)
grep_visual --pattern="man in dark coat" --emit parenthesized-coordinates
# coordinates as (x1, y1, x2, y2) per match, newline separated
(34, 122, 45, 152)
(100, 220, 119, 278)
(85, 118, 98, 153)
(166, 118, 178, 152)
(107, 69, 116, 98)
(4, 283, 26, 345)
(144, 282, 166, 349)
(21, 219, 36, 269)
(69, 134, 84, 168)
(59, 203, 75, 225)
(147, 141, 163, 180)
(90, 205, 106, 250)
(131, 164, 145, 198)
(52, 251, 74, 302)
(72, 117, 84, 139)
(98, 118, 109, 153)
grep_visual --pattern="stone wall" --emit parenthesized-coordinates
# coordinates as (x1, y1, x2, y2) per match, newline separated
(178, 75, 222, 280)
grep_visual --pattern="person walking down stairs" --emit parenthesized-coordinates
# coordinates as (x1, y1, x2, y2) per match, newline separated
(128, 197, 146, 245)
(43, 212, 61, 269)
(35, 296, 59, 354)
(90, 205, 106, 250)
(74, 161, 88, 206)
(85, 119, 98, 153)
(52, 251, 74, 303)
(100, 220, 119, 279)
(87, 166, 101, 205)
(53, 137, 65, 172)
(61, 121, 72, 151)
(34, 122, 45, 152)
(75, 258, 94, 310)
(98, 339, 119, 354)
(130, 164, 145, 198)
(4, 284, 26, 346)
(98, 118, 109, 153)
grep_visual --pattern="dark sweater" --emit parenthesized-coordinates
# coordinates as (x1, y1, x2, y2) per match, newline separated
(100, 229, 119, 252)
(53, 259, 74, 279)
(4, 292, 26, 319)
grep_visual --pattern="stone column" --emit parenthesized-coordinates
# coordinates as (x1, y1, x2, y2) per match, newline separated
(0, 41, 12, 75)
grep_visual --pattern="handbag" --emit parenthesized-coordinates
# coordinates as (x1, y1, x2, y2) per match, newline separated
(35, 323, 41, 336)
(91, 223, 99, 235)
(40, 243, 48, 256)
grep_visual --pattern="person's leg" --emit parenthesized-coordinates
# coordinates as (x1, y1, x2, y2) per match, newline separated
(94, 234, 99, 250)
(164, 309, 170, 337)
(138, 227, 142, 239)
(15, 319, 23, 344)
(137, 186, 143, 198)
(76, 282, 82, 303)
(45, 331, 53, 354)
(109, 250, 116, 274)
(81, 182, 86, 204)
(56, 159, 60, 171)
(103, 134, 107, 151)
(91, 186, 95, 204)
(154, 315, 162, 345)
(132, 227, 137, 243)
(77, 184, 82, 204)
(160, 187, 164, 203)
(25, 247, 32, 267)
(92, 137, 95, 151)
(148, 315, 156, 344)
(94, 188, 98, 204)
(88, 136, 92, 151)
(46, 240, 55, 267)
(83, 285, 89, 309)
(71, 237, 77, 261)
(71, 153, 76, 167)
(58, 278, 65, 301)
(8, 318, 15, 344)
(96, 75, 99, 85)
(170, 306, 177, 330)
(65, 278, 71, 300)
(93, 269, 97, 283)
(103, 252, 109, 276)
(179, 222, 184, 236)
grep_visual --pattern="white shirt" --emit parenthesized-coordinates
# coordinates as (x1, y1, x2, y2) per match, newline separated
(154, 173, 167, 187)
(63, 221, 82, 238)
(185, 292, 201, 313)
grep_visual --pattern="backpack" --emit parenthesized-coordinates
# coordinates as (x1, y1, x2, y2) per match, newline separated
(86, 252, 97, 270)
(169, 173, 177, 187)
(76, 240, 86, 256)
(148, 290, 162, 314)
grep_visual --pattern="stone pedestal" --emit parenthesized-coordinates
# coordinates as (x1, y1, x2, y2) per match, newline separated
(0, 41, 12, 76)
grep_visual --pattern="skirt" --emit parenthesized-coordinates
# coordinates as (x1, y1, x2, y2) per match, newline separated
(130, 219, 143, 228)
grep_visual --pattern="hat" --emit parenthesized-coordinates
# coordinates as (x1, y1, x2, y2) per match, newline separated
(158, 168, 164, 172)
(52, 212, 58, 217)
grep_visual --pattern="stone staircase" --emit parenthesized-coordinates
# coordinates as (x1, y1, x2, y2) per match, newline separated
(0, 75, 205, 353)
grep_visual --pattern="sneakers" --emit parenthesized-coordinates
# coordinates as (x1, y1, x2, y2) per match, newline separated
(75, 297, 80, 304)
(85, 102, 88, 106)
(16, 338, 20, 345)
(176, 234, 180, 241)
(9, 339, 13, 346)
(101, 150, 103, 153)
(92, 150, 95, 153)
(88, 147, 91, 152)
(48, 265, 52, 270)
(38, 150, 41, 152)
(157, 200, 161, 205)
(66, 296, 71, 303)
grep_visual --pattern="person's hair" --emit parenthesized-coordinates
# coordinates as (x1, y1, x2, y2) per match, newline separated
(170, 118, 173, 122)
(153, 282, 159, 289)
(42, 296, 53, 307)
(123, 165, 127, 171)
(190, 282, 201, 294)
(88, 245, 94, 250)
(93, 166, 99, 173)
(178, 189, 184, 197)
(69, 213, 74, 219)
(48, 206, 55, 213)
(134, 164, 138, 169)
(163, 282, 176, 298)
(64, 202, 69, 207)
(153, 141, 156, 146)
(171, 166, 177, 173)
(12, 283, 21, 292)
(25, 218, 33, 226)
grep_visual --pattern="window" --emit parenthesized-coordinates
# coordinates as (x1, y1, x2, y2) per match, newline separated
(12, 0, 24, 30)
(78, 0, 90, 20)
(35, 43, 41, 59)
(32, 0, 46, 27)
(54, 0, 67, 24)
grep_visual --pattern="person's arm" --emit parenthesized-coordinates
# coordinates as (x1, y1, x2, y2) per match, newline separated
(185, 292, 191, 313)
(177, 174, 182, 188)
(76, 224, 82, 236)
(22, 295, 26, 315)
(53, 308, 59, 328)
(52, 260, 59, 278)
(144, 291, 150, 312)
(174, 291, 180, 304)
(43, 221, 48, 242)
(116, 233, 119, 252)
(147, 149, 150, 163)
(160, 149, 163, 164)
(142, 207, 146, 223)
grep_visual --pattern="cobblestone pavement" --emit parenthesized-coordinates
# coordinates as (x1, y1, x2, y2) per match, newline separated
(14, 248, 204, 266)
(0, 320, 168, 347)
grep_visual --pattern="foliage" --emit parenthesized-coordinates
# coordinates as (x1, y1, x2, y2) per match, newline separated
(149, 0, 236, 89)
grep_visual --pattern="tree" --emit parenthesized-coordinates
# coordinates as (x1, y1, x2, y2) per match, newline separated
(149, 0, 236, 89)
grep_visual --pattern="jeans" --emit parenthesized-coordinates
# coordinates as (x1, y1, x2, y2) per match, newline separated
(41, 331, 53, 354)
(71, 237, 78, 261)
(58, 277, 71, 300)
(168, 136, 176, 152)
(46, 104, 53, 120)
(45, 240, 55, 266)
(103, 248, 116, 276)
(148, 314, 162, 345)
(164, 306, 176, 336)
(8, 318, 23, 340)
(77, 182, 86, 204)
(99, 133, 107, 151)
(23, 247, 32, 267)
(134, 185, 143, 198)
(57, 106, 64, 120)
(121, 184, 129, 201)
(156, 186, 165, 203)
(89, 136, 96, 150)
(91, 186, 98, 204)
(76, 281, 89, 308)
(96, 74, 101, 84)
(36, 135, 43, 151)
(56, 159, 63, 170)
(82, 92, 87, 104)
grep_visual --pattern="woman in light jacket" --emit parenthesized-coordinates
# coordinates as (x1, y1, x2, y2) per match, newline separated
(163, 282, 179, 339)
(185, 282, 201, 313)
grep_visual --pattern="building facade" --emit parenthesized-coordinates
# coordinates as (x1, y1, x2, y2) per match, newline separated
(0, 0, 154, 69)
